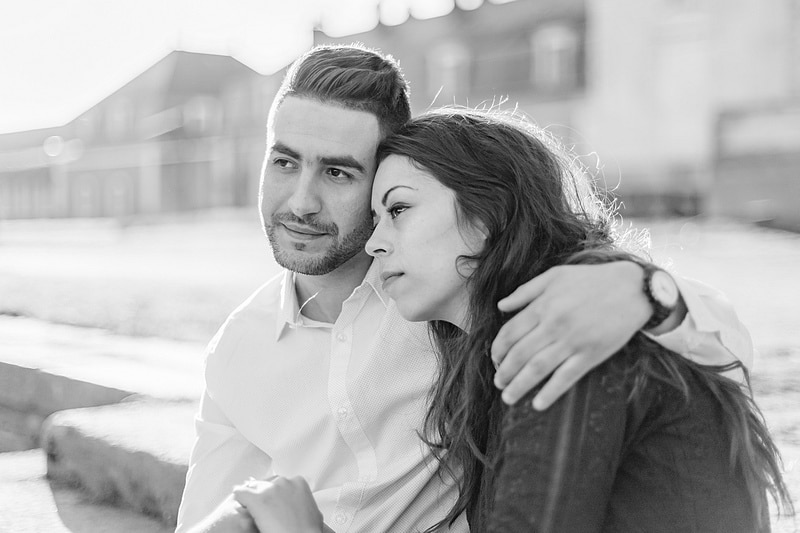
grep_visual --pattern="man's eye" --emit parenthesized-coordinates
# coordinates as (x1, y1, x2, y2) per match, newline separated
(273, 158, 296, 169)
(328, 168, 352, 180)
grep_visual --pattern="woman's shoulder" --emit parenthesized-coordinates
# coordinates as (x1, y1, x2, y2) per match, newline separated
(499, 335, 692, 442)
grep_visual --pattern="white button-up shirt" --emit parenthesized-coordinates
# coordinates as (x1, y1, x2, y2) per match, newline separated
(176, 262, 752, 532)
(646, 276, 754, 375)
(177, 263, 466, 532)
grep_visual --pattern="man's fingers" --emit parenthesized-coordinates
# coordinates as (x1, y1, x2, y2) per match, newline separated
(531, 355, 593, 410)
(233, 486, 259, 507)
(500, 343, 566, 404)
(494, 329, 553, 389)
(491, 306, 541, 364)
(496, 269, 552, 312)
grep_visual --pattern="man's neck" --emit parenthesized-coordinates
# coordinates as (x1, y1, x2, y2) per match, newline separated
(294, 252, 373, 324)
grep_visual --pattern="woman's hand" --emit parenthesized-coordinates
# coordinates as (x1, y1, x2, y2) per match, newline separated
(233, 475, 323, 533)
(186, 493, 258, 533)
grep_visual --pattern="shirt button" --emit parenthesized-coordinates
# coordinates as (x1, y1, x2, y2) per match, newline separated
(335, 513, 347, 524)
(337, 332, 347, 342)
(337, 407, 348, 419)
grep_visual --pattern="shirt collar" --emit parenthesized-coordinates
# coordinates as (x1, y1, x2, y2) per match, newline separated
(274, 261, 390, 341)
(362, 260, 390, 308)
(275, 270, 300, 341)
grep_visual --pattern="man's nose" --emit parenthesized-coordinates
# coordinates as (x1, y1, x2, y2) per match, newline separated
(286, 172, 321, 218)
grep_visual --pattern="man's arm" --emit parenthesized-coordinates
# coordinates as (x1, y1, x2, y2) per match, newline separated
(651, 275, 754, 369)
(490, 261, 753, 410)
(176, 390, 273, 533)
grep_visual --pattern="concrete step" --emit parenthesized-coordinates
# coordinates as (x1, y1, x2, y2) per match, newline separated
(40, 399, 197, 528)
(0, 404, 43, 453)
(0, 316, 206, 527)
(0, 448, 173, 533)
(0, 316, 205, 419)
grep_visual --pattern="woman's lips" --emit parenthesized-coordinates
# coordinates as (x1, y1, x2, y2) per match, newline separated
(381, 271, 403, 291)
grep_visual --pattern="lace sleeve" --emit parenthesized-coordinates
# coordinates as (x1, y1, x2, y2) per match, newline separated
(486, 356, 632, 533)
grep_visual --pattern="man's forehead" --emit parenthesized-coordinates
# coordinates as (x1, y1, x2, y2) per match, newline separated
(271, 96, 381, 152)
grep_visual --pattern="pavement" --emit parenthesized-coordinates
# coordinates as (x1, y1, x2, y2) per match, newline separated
(0, 316, 204, 531)
(0, 450, 173, 533)
(0, 216, 799, 532)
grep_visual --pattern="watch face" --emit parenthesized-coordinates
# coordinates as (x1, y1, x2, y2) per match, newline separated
(651, 271, 679, 307)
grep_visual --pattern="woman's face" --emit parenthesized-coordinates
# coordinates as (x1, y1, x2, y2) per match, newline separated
(366, 155, 484, 329)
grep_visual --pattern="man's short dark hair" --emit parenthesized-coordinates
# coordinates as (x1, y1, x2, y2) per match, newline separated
(272, 43, 412, 138)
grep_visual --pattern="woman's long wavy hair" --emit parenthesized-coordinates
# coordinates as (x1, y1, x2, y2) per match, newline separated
(376, 107, 793, 530)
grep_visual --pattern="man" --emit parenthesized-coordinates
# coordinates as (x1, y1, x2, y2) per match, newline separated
(177, 44, 753, 532)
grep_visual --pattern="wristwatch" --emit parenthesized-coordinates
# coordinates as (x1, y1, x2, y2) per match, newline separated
(641, 264, 680, 330)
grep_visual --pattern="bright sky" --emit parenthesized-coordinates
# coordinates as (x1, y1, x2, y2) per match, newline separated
(0, 0, 506, 135)
(0, 0, 331, 134)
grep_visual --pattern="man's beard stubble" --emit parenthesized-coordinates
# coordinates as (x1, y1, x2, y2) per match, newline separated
(265, 212, 374, 275)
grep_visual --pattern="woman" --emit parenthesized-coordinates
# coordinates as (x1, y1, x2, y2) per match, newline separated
(233, 107, 792, 531)
(363, 107, 792, 532)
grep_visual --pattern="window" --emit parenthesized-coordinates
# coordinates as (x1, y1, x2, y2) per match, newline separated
(530, 22, 582, 92)
(183, 96, 222, 136)
(426, 41, 471, 101)
(105, 98, 134, 141)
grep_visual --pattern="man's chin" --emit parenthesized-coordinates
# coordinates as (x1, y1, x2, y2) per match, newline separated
(266, 223, 372, 276)
(272, 250, 337, 276)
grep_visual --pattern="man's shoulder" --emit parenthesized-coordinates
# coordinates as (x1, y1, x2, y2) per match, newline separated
(228, 270, 286, 320)
(203, 271, 286, 375)
(208, 271, 286, 350)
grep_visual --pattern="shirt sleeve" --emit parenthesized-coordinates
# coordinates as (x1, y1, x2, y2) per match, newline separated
(175, 388, 273, 533)
(643, 276, 755, 371)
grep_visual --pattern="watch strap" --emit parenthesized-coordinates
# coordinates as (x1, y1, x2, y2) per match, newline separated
(642, 264, 673, 330)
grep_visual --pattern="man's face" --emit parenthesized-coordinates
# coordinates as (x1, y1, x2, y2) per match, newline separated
(260, 96, 381, 275)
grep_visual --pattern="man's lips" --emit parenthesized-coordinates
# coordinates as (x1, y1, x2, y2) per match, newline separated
(281, 223, 328, 238)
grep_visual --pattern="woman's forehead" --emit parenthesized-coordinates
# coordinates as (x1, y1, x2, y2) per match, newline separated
(373, 155, 452, 202)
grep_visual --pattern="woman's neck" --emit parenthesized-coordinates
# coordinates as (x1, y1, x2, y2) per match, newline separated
(442, 291, 472, 332)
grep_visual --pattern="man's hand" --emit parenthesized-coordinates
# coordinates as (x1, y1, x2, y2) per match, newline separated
(491, 261, 653, 410)
(233, 475, 323, 533)
(188, 494, 259, 533)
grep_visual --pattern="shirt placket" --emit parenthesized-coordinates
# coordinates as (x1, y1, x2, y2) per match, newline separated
(327, 286, 378, 531)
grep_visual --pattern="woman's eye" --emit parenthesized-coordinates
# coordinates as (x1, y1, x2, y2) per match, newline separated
(388, 205, 407, 219)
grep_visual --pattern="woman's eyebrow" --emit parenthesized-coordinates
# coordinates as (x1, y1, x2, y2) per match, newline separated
(381, 185, 416, 206)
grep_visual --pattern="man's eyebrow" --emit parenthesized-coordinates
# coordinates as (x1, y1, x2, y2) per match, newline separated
(381, 185, 416, 206)
(320, 155, 366, 174)
(270, 141, 367, 175)
(270, 142, 301, 160)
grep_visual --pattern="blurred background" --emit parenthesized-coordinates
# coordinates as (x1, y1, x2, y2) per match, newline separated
(1, 0, 799, 340)
(0, 1, 799, 530)
(2, 0, 799, 226)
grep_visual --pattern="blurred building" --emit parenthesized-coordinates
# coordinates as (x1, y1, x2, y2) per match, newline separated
(0, 52, 275, 219)
(1, 0, 798, 229)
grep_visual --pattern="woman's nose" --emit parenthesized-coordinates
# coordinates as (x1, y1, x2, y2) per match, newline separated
(366, 220, 391, 257)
